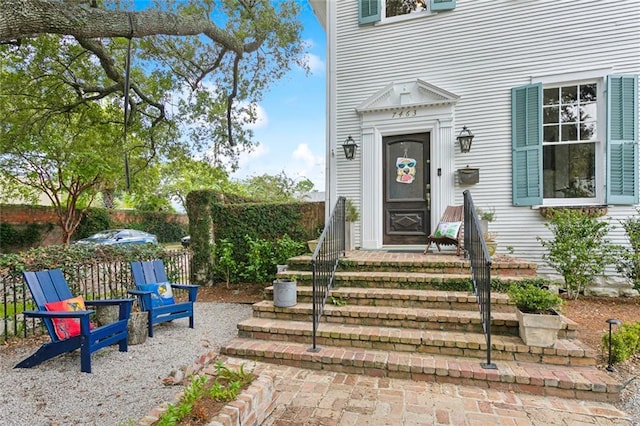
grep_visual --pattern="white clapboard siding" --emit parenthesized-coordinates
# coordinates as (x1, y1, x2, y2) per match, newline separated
(326, 0, 640, 276)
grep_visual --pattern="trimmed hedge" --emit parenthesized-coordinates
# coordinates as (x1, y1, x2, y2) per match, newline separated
(186, 190, 324, 285)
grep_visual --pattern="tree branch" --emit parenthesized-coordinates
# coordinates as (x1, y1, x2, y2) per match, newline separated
(0, 0, 258, 54)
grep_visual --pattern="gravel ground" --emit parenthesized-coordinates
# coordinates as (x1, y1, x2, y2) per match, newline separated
(608, 357, 640, 424)
(2, 301, 639, 425)
(0, 303, 252, 426)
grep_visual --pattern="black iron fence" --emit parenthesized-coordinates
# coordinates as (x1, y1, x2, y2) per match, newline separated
(309, 196, 346, 352)
(463, 190, 496, 369)
(0, 250, 192, 341)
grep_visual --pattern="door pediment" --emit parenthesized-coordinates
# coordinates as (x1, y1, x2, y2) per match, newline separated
(356, 79, 459, 114)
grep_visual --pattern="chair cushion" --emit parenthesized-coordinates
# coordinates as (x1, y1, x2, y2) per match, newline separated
(138, 282, 175, 307)
(433, 221, 462, 239)
(45, 296, 91, 340)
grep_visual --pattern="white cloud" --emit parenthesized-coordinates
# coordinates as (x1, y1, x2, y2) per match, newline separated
(303, 53, 325, 75)
(291, 143, 325, 190)
(237, 144, 269, 170)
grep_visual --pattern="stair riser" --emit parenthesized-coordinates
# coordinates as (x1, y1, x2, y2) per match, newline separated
(268, 293, 515, 313)
(253, 310, 577, 339)
(288, 263, 537, 277)
(253, 310, 519, 336)
(220, 348, 614, 403)
(237, 329, 592, 366)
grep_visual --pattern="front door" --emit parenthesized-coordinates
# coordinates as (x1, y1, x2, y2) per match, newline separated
(383, 133, 430, 245)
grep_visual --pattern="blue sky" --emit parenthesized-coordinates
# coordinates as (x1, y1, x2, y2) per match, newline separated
(230, 2, 327, 192)
(129, 1, 327, 192)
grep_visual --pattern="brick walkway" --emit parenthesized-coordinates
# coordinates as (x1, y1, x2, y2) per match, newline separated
(220, 357, 632, 425)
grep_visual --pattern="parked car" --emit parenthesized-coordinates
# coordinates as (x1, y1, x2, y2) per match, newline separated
(181, 235, 191, 248)
(75, 229, 158, 246)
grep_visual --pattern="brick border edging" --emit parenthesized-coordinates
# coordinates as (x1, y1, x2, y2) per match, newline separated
(137, 351, 278, 426)
(208, 375, 277, 426)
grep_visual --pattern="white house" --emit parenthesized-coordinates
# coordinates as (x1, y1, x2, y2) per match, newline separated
(309, 0, 639, 290)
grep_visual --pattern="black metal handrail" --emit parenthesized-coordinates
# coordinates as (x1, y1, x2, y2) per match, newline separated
(463, 190, 496, 369)
(0, 250, 192, 342)
(309, 196, 346, 352)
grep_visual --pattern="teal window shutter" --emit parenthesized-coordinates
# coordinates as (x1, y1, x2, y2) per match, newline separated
(431, 0, 456, 11)
(607, 75, 639, 205)
(512, 84, 543, 206)
(359, 0, 381, 25)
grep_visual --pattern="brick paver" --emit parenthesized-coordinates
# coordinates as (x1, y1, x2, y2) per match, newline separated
(221, 357, 632, 425)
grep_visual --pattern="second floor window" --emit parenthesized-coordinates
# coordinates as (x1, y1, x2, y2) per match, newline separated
(359, 0, 456, 25)
(386, 0, 427, 18)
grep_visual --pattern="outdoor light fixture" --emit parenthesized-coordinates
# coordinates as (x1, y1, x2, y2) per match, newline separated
(342, 136, 358, 160)
(606, 318, 622, 372)
(456, 126, 475, 153)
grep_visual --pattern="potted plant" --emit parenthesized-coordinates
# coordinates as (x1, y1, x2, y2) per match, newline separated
(273, 275, 297, 308)
(484, 232, 497, 256)
(476, 207, 495, 235)
(345, 199, 360, 251)
(507, 283, 564, 347)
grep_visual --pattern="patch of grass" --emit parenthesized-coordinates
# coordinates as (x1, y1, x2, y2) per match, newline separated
(155, 362, 254, 426)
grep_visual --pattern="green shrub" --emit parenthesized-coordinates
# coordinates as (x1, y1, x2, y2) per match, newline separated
(616, 209, 640, 291)
(602, 322, 640, 364)
(507, 283, 563, 314)
(0, 223, 51, 253)
(0, 243, 166, 277)
(212, 238, 238, 287)
(186, 190, 322, 285)
(273, 234, 306, 266)
(243, 235, 276, 284)
(537, 209, 615, 299)
(157, 362, 254, 426)
(74, 208, 111, 240)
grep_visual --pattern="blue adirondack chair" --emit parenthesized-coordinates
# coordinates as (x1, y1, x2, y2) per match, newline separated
(129, 259, 199, 337)
(16, 269, 134, 373)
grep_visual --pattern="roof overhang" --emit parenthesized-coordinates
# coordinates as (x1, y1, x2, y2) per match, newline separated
(308, 0, 327, 30)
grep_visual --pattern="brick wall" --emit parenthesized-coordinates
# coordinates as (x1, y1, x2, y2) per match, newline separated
(0, 204, 188, 247)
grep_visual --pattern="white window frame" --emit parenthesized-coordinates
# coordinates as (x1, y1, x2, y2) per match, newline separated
(378, 0, 431, 25)
(531, 70, 609, 207)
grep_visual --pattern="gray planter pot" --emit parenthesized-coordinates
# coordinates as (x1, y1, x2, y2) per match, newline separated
(273, 280, 297, 308)
(516, 308, 564, 348)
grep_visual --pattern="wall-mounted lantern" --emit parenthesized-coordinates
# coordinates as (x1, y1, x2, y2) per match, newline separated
(456, 126, 474, 153)
(342, 136, 358, 160)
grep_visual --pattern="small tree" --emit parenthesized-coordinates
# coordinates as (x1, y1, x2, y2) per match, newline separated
(537, 209, 615, 299)
(212, 238, 238, 289)
(616, 209, 640, 291)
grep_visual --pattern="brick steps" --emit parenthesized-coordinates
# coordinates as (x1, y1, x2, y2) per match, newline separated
(220, 338, 620, 402)
(220, 251, 619, 402)
(287, 252, 538, 277)
(252, 301, 519, 335)
(235, 317, 594, 366)
(252, 300, 578, 340)
(267, 286, 515, 311)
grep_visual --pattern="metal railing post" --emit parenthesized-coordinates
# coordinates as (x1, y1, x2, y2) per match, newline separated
(463, 190, 496, 370)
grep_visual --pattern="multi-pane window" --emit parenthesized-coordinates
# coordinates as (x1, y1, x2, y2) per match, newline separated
(359, 0, 455, 25)
(386, 0, 427, 18)
(512, 75, 637, 207)
(542, 83, 598, 199)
